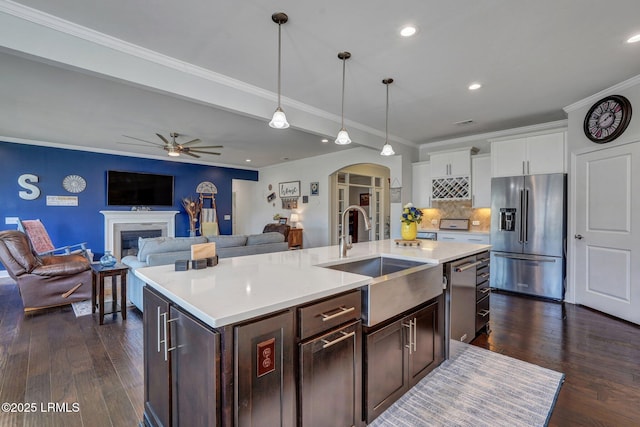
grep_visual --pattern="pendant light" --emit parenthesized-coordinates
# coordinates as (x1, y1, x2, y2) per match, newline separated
(380, 78, 395, 156)
(335, 51, 352, 145)
(269, 12, 290, 129)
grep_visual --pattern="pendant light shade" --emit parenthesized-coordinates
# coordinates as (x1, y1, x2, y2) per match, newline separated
(269, 12, 289, 129)
(380, 78, 395, 156)
(335, 51, 352, 145)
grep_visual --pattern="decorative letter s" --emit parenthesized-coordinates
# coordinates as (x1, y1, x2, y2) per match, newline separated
(18, 174, 41, 200)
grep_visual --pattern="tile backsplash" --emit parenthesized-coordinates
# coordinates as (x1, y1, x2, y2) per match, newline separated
(419, 200, 491, 232)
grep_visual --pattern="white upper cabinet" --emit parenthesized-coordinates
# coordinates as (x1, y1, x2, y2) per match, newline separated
(491, 131, 566, 177)
(471, 155, 491, 208)
(430, 149, 474, 177)
(411, 161, 432, 208)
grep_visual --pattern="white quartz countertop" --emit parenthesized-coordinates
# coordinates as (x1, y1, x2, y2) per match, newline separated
(135, 239, 491, 328)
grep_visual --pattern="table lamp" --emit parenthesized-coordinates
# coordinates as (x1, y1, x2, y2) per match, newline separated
(290, 213, 299, 228)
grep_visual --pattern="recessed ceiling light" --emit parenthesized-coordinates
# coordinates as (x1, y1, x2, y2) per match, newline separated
(468, 83, 482, 91)
(245, 159, 251, 162)
(400, 25, 417, 37)
(321, 138, 329, 143)
(627, 33, 640, 43)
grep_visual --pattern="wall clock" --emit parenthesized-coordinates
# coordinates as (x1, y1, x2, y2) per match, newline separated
(62, 174, 86, 193)
(583, 95, 632, 144)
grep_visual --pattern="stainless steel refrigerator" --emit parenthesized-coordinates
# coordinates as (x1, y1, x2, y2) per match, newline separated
(490, 173, 567, 300)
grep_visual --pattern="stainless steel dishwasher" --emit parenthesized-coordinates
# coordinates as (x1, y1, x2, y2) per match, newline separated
(444, 255, 480, 357)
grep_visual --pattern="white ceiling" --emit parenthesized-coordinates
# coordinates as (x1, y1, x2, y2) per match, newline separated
(1, 0, 639, 168)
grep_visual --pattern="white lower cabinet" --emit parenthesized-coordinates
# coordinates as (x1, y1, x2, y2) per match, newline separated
(437, 232, 490, 244)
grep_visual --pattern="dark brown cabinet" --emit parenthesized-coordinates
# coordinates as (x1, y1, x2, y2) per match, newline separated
(234, 310, 295, 427)
(143, 287, 220, 427)
(298, 291, 362, 427)
(475, 251, 491, 334)
(364, 300, 443, 423)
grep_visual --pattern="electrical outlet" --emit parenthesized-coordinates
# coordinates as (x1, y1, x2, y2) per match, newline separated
(223, 214, 231, 220)
(431, 219, 438, 225)
(472, 220, 480, 226)
(5, 217, 18, 225)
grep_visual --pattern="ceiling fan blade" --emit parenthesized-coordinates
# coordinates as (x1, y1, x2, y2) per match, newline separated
(122, 135, 163, 146)
(117, 141, 160, 148)
(156, 133, 171, 145)
(180, 138, 201, 146)
(182, 151, 200, 158)
(188, 149, 221, 155)
(191, 145, 223, 149)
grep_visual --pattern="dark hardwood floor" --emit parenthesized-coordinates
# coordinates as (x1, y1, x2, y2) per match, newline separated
(0, 280, 144, 427)
(1, 280, 639, 426)
(472, 291, 640, 427)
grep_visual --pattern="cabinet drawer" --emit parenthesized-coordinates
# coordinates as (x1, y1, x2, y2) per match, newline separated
(476, 281, 491, 300)
(298, 291, 361, 340)
(476, 295, 490, 332)
(476, 252, 490, 266)
(476, 267, 490, 284)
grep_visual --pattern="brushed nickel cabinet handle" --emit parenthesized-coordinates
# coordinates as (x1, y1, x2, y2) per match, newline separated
(478, 309, 490, 317)
(157, 307, 162, 353)
(320, 306, 355, 321)
(321, 331, 356, 349)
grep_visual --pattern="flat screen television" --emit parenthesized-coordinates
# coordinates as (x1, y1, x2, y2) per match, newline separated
(107, 170, 174, 206)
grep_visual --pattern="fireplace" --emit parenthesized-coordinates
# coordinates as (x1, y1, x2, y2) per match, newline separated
(121, 229, 162, 257)
(100, 210, 179, 260)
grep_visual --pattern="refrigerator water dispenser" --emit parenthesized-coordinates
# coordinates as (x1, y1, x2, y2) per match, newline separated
(499, 208, 517, 231)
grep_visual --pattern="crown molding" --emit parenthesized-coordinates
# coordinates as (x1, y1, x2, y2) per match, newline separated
(563, 74, 640, 113)
(420, 119, 568, 149)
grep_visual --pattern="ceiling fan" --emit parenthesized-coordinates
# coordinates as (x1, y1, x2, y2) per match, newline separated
(122, 132, 223, 158)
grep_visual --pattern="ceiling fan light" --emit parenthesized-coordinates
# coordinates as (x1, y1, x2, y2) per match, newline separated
(380, 143, 395, 156)
(269, 107, 290, 129)
(167, 148, 180, 157)
(335, 128, 352, 145)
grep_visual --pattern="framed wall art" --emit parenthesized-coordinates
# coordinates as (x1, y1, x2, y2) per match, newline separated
(279, 181, 300, 198)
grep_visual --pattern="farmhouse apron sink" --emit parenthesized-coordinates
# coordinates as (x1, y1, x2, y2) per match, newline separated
(320, 256, 443, 326)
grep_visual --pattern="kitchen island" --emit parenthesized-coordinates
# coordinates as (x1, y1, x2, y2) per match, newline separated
(136, 239, 491, 427)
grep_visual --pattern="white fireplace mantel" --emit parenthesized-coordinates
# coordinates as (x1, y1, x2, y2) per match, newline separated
(100, 210, 179, 257)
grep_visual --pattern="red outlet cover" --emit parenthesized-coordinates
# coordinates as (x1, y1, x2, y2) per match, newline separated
(257, 338, 276, 377)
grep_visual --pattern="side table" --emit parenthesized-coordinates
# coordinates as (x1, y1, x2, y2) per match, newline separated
(91, 263, 128, 325)
(288, 227, 303, 249)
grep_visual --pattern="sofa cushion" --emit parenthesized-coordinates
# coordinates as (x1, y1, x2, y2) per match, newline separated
(206, 235, 247, 248)
(247, 232, 285, 246)
(137, 236, 207, 261)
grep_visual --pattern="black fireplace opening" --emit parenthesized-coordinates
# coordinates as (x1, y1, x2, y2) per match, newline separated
(121, 229, 162, 257)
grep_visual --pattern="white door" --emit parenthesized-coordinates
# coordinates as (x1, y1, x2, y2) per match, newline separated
(574, 142, 640, 324)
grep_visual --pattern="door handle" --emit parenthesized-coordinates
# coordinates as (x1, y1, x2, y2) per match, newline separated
(574, 234, 583, 240)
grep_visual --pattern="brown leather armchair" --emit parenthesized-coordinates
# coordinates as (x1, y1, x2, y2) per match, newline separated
(0, 230, 92, 313)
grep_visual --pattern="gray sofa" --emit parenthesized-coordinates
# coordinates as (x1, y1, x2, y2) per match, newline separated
(122, 232, 289, 311)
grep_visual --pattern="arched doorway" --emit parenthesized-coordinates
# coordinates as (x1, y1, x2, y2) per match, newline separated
(329, 163, 391, 245)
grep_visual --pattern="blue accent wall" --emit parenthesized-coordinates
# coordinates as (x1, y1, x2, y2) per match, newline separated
(0, 141, 257, 258)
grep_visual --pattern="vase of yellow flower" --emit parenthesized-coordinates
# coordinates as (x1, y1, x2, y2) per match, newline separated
(401, 202, 422, 241)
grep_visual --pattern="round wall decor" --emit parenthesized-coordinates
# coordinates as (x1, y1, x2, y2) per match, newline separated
(62, 174, 86, 193)
(583, 95, 632, 144)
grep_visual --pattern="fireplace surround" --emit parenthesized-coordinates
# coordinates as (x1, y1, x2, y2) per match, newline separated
(100, 211, 179, 260)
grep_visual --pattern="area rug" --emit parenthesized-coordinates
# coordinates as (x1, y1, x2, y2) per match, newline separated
(71, 288, 112, 317)
(370, 340, 564, 427)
